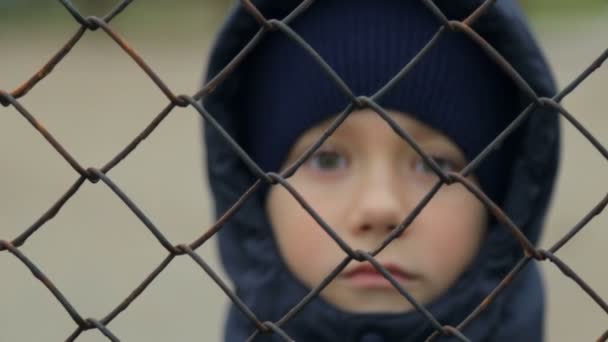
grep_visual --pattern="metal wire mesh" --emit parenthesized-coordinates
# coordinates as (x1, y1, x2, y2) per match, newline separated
(1, 0, 607, 341)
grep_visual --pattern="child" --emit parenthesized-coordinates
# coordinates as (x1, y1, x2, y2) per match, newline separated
(202, 0, 559, 341)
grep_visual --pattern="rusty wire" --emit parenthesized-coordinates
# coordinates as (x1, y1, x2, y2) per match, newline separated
(1, 0, 607, 341)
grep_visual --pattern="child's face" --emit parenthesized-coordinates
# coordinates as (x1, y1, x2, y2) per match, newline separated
(266, 109, 487, 313)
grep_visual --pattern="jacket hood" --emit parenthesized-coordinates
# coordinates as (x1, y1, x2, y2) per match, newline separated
(201, 1, 559, 341)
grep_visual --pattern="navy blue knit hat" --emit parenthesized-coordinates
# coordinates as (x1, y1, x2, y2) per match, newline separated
(238, 0, 519, 202)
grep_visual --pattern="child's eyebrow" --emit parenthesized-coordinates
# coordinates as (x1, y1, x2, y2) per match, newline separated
(288, 129, 333, 159)
(293, 112, 464, 155)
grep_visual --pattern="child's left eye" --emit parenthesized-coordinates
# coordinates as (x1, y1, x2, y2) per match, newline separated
(308, 149, 348, 171)
(414, 156, 459, 175)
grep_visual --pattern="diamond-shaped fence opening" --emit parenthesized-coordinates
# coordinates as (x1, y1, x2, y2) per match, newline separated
(1, 0, 607, 341)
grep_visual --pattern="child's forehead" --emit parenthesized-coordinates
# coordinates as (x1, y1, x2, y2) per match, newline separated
(297, 109, 459, 146)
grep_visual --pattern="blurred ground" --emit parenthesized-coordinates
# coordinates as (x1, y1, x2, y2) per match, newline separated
(1, 2, 607, 341)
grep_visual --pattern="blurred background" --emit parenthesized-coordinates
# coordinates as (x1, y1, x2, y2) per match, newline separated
(1, 1, 606, 341)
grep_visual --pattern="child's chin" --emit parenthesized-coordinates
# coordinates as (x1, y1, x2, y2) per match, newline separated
(333, 292, 416, 314)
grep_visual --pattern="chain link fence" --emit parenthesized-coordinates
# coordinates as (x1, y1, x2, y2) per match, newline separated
(1, 0, 607, 341)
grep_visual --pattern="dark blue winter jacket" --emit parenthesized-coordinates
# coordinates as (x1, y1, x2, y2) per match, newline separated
(201, 1, 559, 341)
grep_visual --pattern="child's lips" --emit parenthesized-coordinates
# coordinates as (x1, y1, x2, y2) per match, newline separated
(342, 262, 417, 289)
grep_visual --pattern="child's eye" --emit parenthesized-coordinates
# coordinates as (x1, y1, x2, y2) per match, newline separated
(308, 149, 348, 171)
(414, 156, 459, 175)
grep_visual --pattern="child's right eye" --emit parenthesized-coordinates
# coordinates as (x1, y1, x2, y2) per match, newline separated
(307, 149, 348, 172)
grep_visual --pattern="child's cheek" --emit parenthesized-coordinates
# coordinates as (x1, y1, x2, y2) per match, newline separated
(420, 189, 486, 290)
(267, 187, 343, 288)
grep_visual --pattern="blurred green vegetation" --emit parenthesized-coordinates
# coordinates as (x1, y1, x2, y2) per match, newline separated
(0, 0, 606, 33)
(521, 0, 607, 15)
(0, 0, 231, 33)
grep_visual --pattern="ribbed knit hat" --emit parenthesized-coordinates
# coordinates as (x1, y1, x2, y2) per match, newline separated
(238, 0, 519, 202)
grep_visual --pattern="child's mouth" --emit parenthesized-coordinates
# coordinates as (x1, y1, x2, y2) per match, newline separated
(342, 262, 416, 289)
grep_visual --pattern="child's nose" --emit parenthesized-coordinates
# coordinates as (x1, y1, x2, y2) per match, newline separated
(349, 171, 405, 237)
